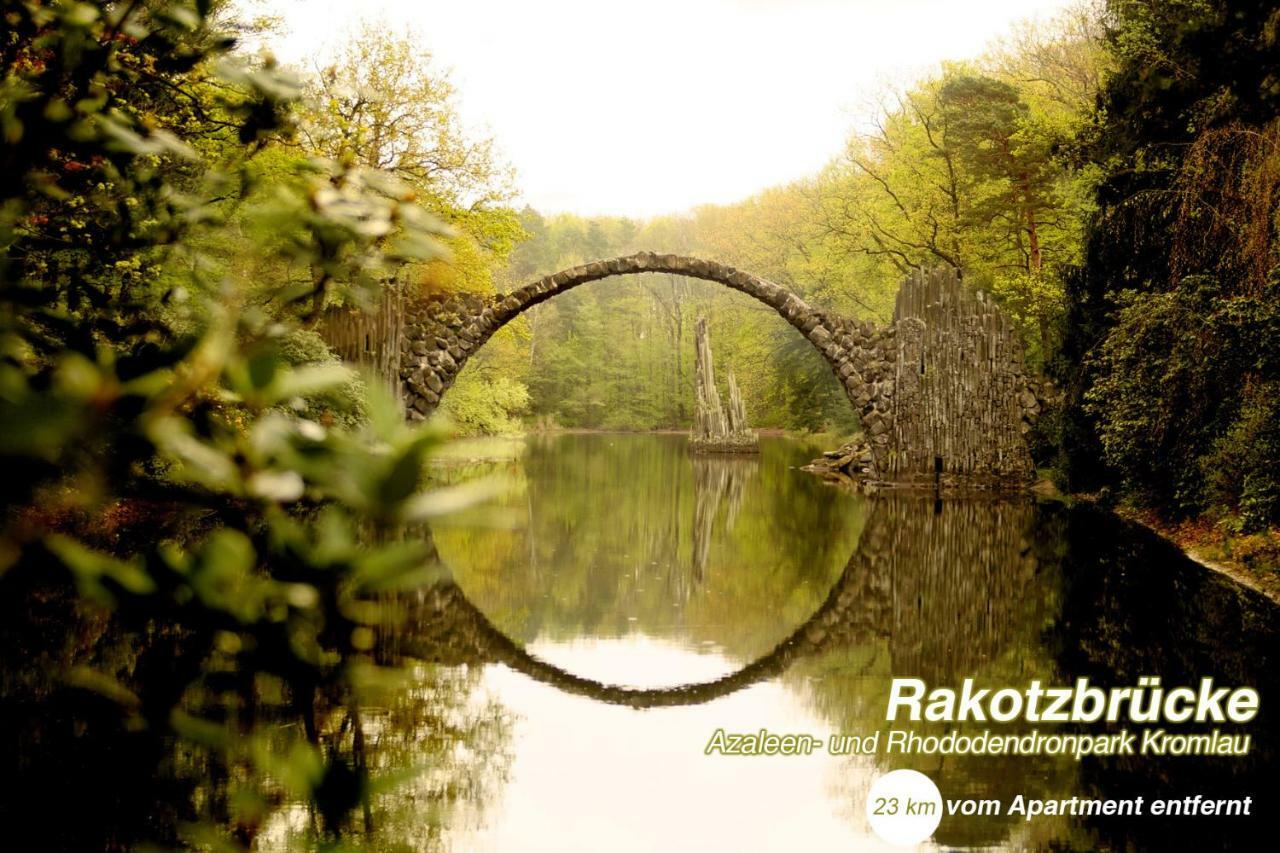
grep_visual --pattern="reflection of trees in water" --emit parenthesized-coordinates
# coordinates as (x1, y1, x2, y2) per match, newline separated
(203, 495, 1275, 852)
(0, 497, 1054, 849)
(689, 455, 757, 592)
(392, 499, 1072, 848)
(799, 500, 1280, 852)
(401, 497, 1045, 708)
(258, 664, 511, 851)
(434, 434, 859, 656)
(385, 499, 1074, 849)
(260, 500, 1280, 852)
(793, 497, 1072, 849)
(0, 591, 203, 850)
(0, 552, 513, 852)
(1046, 506, 1280, 852)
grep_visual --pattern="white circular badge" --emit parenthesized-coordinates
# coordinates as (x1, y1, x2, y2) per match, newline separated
(865, 768, 943, 846)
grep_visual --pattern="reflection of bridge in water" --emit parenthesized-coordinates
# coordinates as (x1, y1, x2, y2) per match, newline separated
(383, 495, 1280, 853)
(396, 497, 1040, 708)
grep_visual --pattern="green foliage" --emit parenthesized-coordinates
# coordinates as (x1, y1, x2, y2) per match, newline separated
(1083, 278, 1280, 515)
(479, 205, 865, 433)
(1057, 0, 1280, 528)
(0, 1, 483, 846)
(435, 434, 862, 657)
(440, 371, 530, 436)
(298, 24, 514, 216)
(296, 24, 524, 307)
(821, 58, 1098, 362)
(1204, 382, 1280, 533)
(275, 328, 368, 428)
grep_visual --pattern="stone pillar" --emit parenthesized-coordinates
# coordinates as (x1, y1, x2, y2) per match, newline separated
(887, 267, 1034, 488)
(317, 283, 406, 404)
(691, 316, 758, 453)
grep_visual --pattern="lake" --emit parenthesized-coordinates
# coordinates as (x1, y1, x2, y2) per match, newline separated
(345, 433, 1278, 851)
(3, 433, 1276, 851)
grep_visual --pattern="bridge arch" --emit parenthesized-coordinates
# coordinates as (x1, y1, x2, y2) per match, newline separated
(316, 254, 1043, 486)
(400, 252, 897, 472)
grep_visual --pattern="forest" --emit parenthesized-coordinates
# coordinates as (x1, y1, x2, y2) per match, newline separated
(443, 0, 1279, 547)
(1, 0, 1278, 848)
(441, 4, 1103, 436)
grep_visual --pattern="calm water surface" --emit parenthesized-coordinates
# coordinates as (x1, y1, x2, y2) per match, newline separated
(409, 434, 1279, 852)
(3, 434, 1276, 851)
(435, 434, 870, 850)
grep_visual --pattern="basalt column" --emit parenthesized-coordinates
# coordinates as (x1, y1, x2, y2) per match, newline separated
(691, 316, 758, 454)
(887, 267, 1037, 488)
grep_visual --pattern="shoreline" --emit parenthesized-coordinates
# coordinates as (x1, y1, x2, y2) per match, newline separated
(1107, 505, 1280, 607)
(804, 450, 1280, 607)
(442, 430, 1280, 607)
(522, 426, 792, 437)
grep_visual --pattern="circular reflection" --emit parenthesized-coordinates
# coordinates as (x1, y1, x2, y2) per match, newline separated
(403, 492, 1049, 708)
(428, 432, 865, 674)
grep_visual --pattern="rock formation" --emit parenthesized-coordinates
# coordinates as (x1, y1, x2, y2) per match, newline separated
(691, 316, 758, 454)
(803, 267, 1045, 491)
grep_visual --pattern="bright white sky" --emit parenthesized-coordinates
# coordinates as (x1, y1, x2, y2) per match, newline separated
(255, 0, 1076, 218)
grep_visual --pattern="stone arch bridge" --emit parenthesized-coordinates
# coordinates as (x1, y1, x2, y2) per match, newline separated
(324, 252, 1044, 487)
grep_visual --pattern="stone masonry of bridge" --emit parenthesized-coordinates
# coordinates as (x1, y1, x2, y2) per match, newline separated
(330, 252, 1042, 487)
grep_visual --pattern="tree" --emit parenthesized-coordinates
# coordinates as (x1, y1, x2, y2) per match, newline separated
(824, 80, 968, 274)
(298, 25, 512, 216)
(295, 25, 529, 435)
(937, 74, 1070, 350)
(0, 2, 484, 845)
(296, 24, 523, 302)
(1056, 0, 1280, 529)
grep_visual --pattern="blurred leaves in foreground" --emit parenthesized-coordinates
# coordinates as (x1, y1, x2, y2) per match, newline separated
(0, 1, 492, 847)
